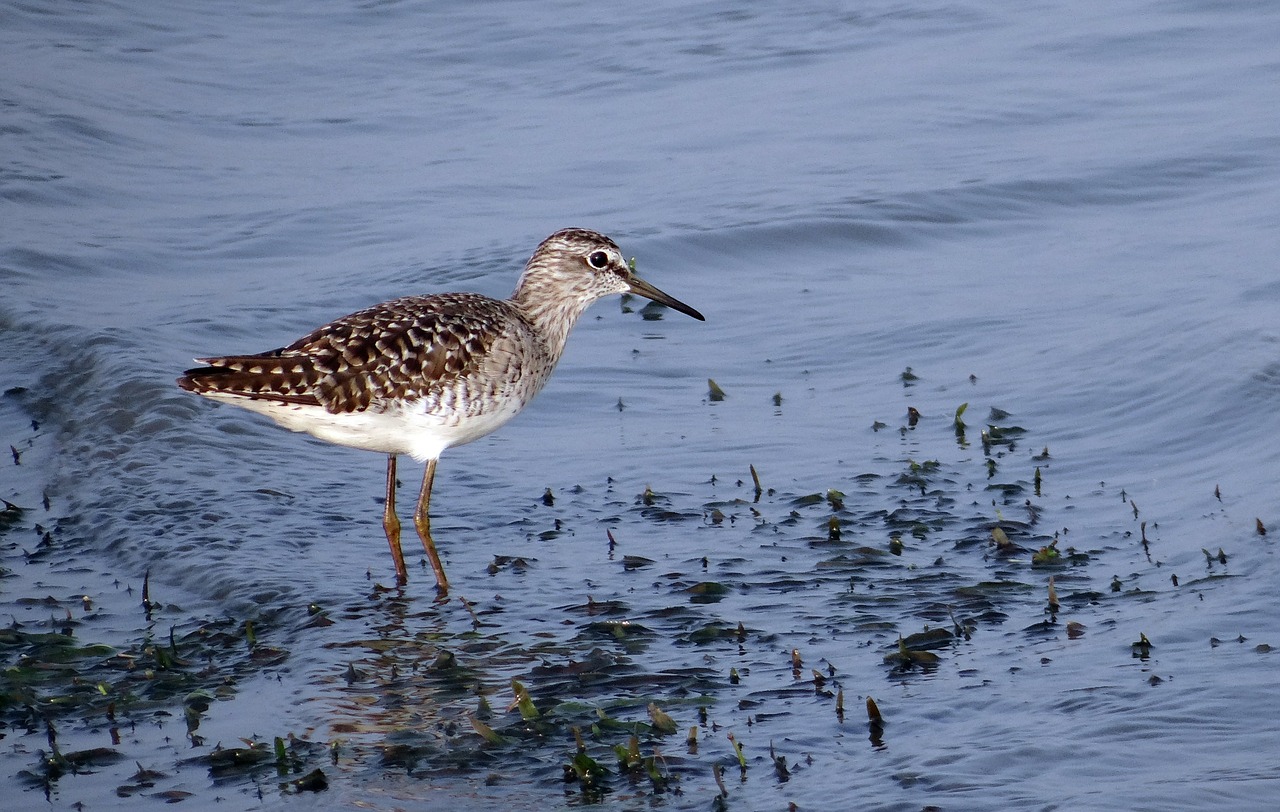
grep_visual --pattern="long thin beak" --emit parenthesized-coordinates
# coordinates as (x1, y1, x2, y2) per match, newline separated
(628, 276, 705, 321)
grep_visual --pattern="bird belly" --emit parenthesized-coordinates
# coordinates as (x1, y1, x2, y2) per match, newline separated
(196, 387, 530, 463)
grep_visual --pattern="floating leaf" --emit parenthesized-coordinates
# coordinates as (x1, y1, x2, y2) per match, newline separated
(685, 623, 738, 644)
(60, 747, 124, 769)
(615, 735, 643, 771)
(1032, 541, 1062, 565)
(686, 582, 730, 604)
(510, 679, 540, 720)
(1131, 633, 1153, 658)
(0, 498, 25, 530)
(467, 713, 503, 744)
(900, 628, 954, 651)
(771, 748, 790, 781)
(208, 744, 273, 775)
(647, 703, 678, 734)
(621, 555, 654, 570)
(884, 636, 941, 668)
(727, 732, 747, 769)
(991, 527, 1013, 550)
(282, 768, 327, 793)
(564, 749, 609, 787)
(866, 696, 882, 723)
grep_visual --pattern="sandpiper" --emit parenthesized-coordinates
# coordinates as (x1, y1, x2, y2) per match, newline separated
(178, 228, 703, 592)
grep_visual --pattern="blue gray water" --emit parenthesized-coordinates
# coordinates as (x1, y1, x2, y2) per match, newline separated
(3, 1, 1280, 810)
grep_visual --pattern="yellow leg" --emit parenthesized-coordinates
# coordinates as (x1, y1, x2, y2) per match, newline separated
(382, 454, 408, 583)
(412, 458, 449, 594)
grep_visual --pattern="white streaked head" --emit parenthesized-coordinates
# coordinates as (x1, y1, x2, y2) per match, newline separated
(512, 228, 704, 330)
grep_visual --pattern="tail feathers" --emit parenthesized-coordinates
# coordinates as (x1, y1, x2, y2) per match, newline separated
(177, 354, 322, 406)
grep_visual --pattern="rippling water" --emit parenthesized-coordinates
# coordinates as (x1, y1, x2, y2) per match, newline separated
(3, 1, 1280, 809)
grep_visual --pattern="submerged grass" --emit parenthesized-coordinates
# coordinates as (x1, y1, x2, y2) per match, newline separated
(1, 385, 1239, 808)
(0, 407, 323, 803)
(0, 524, 312, 800)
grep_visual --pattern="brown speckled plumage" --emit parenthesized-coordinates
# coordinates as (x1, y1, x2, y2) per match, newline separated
(178, 228, 704, 590)
(181, 293, 523, 414)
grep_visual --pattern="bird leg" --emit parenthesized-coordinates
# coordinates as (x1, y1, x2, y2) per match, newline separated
(413, 458, 450, 594)
(382, 454, 409, 583)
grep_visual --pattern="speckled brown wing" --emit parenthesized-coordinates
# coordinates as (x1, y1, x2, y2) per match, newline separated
(178, 293, 518, 414)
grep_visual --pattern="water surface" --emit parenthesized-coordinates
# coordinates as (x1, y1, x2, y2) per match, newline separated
(3, 1, 1279, 809)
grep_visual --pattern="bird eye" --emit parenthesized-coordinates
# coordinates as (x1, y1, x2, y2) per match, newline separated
(587, 250, 610, 269)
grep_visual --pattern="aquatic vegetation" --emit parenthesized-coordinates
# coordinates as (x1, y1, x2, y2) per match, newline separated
(883, 635, 942, 671)
(0, 386, 1222, 808)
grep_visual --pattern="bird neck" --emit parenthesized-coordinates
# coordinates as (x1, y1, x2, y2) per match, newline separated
(510, 272, 596, 356)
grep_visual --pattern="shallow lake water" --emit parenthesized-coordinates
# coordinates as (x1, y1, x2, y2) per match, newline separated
(3, 1, 1279, 810)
